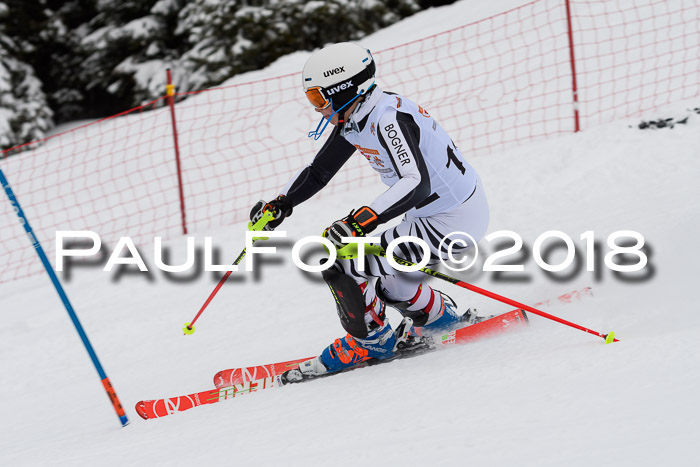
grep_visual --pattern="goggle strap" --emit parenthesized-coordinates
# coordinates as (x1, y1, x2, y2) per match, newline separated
(307, 93, 363, 140)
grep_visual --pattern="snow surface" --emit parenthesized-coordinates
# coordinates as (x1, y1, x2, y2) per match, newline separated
(1, 0, 700, 466)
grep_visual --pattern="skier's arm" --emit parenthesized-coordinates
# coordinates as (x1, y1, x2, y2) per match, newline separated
(280, 126, 356, 207)
(371, 111, 431, 224)
(322, 111, 431, 245)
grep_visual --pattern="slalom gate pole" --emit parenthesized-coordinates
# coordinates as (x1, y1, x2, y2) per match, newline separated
(341, 245, 617, 343)
(0, 168, 130, 426)
(165, 68, 188, 235)
(183, 210, 275, 334)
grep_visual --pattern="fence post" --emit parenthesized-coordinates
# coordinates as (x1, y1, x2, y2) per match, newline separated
(564, 0, 581, 132)
(166, 69, 188, 235)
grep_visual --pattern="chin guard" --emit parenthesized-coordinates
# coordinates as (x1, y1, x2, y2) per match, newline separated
(307, 93, 363, 140)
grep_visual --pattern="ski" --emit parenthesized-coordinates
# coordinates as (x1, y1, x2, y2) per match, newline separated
(135, 309, 527, 420)
(213, 356, 313, 389)
(135, 331, 433, 420)
(135, 287, 592, 420)
(213, 307, 529, 389)
(214, 286, 592, 387)
(135, 376, 277, 420)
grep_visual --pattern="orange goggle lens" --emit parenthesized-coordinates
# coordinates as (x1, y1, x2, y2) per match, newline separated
(305, 87, 330, 110)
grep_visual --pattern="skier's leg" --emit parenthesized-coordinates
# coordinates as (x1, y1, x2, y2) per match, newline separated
(320, 266, 372, 339)
(299, 266, 395, 376)
(366, 177, 490, 330)
(376, 274, 461, 331)
(305, 178, 489, 373)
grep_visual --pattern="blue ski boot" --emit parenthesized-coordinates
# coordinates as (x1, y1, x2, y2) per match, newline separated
(294, 322, 396, 378)
(281, 318, 437, 384)
(375, 281, 465, 334)
(321, 322, 396, 373)
(420, 291, 462, 332)
(421, 291, 491, 331)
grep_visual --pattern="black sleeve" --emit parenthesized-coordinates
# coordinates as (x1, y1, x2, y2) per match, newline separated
(284, 126, 356, 207)
(373, 111, 431, 223)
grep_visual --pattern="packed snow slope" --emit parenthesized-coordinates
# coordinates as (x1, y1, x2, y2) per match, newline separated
(1, 108, 698, 467)
(1, 1, 700, 467)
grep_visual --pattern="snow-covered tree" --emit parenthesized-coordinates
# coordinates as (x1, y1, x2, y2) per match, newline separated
(0, 2, 53, 151)
(71, 0, 422, 106)
(34, 0, 99, 122)
(175, 0, 421, 92)
(2, 0, 437, 139)
(73, 0, 188, 113)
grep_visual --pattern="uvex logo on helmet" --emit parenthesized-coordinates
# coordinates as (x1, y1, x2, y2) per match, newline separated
(323, 66, 345, 77)
(325, 80, 353, 96)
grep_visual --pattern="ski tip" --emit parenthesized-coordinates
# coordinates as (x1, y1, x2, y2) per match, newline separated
(213, 371, 225, 388)
(604, 332, 616, 344)
(183, 323, 195, 335)
(135, 401, 150, 420)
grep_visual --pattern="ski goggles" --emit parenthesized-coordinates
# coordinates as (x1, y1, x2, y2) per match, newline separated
(304, 59, 376, 111)
(305, 86, 331, 111)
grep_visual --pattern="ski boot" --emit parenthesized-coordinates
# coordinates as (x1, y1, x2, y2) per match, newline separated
(374, 281, 464, 334)
(419, 290, 462, 332)
(425, 292, 496, 330)
(282, 321, 397, 383)
(377, 284, 490, 334)
(282, 317, 440, 384)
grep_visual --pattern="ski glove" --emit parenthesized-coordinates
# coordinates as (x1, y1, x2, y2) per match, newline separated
(250, 195, 293, 230)
(323, 206, 380, 249)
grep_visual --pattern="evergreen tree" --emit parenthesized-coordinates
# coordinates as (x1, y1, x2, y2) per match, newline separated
(1, 0, 453, 151)
(175, 0, 421, 92)
(37, 1, 98, 121)
(0, 1, 53, 151)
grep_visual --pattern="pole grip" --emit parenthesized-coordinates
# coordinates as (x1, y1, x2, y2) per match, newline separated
(185, 210, 276, 331)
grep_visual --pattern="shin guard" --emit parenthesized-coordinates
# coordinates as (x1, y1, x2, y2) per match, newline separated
(322, 268, 369, 339)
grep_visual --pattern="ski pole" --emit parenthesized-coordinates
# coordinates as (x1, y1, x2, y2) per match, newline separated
(1, 168, 129, 426)
(183, 210, 275, 335)
(339, 244, 617, 343)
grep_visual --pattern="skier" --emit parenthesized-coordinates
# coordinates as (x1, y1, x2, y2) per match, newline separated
(250, 42, 489, 377)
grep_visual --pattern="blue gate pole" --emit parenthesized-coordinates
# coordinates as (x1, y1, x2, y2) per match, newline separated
(0, 168, 129, 427)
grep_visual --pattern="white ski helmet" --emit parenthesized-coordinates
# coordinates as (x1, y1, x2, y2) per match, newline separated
(302, 42, 376, 112)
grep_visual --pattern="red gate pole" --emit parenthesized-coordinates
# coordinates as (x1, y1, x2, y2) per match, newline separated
(564, 0, 581, 132)
(166, 68, 188, 235)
